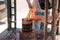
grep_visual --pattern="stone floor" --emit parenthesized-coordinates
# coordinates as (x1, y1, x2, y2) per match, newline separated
(0, 29, 20, 40)
(0, 29, 60, 40)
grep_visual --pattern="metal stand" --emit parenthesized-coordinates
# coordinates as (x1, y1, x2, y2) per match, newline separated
(7, 0, 16, 30)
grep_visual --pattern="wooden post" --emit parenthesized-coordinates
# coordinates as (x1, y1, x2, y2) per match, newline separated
(52, 0, 58, 40)
(44, 0, 48, 40)
(58, 0, 60, 34)
(58, 0, 60, 13)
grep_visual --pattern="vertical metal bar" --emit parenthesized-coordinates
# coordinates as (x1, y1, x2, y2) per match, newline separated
(7, 0, 12, 30)
(52, 0, 58, 40)
(44, 0, 48, 40)
(14, 0, 16, 29)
